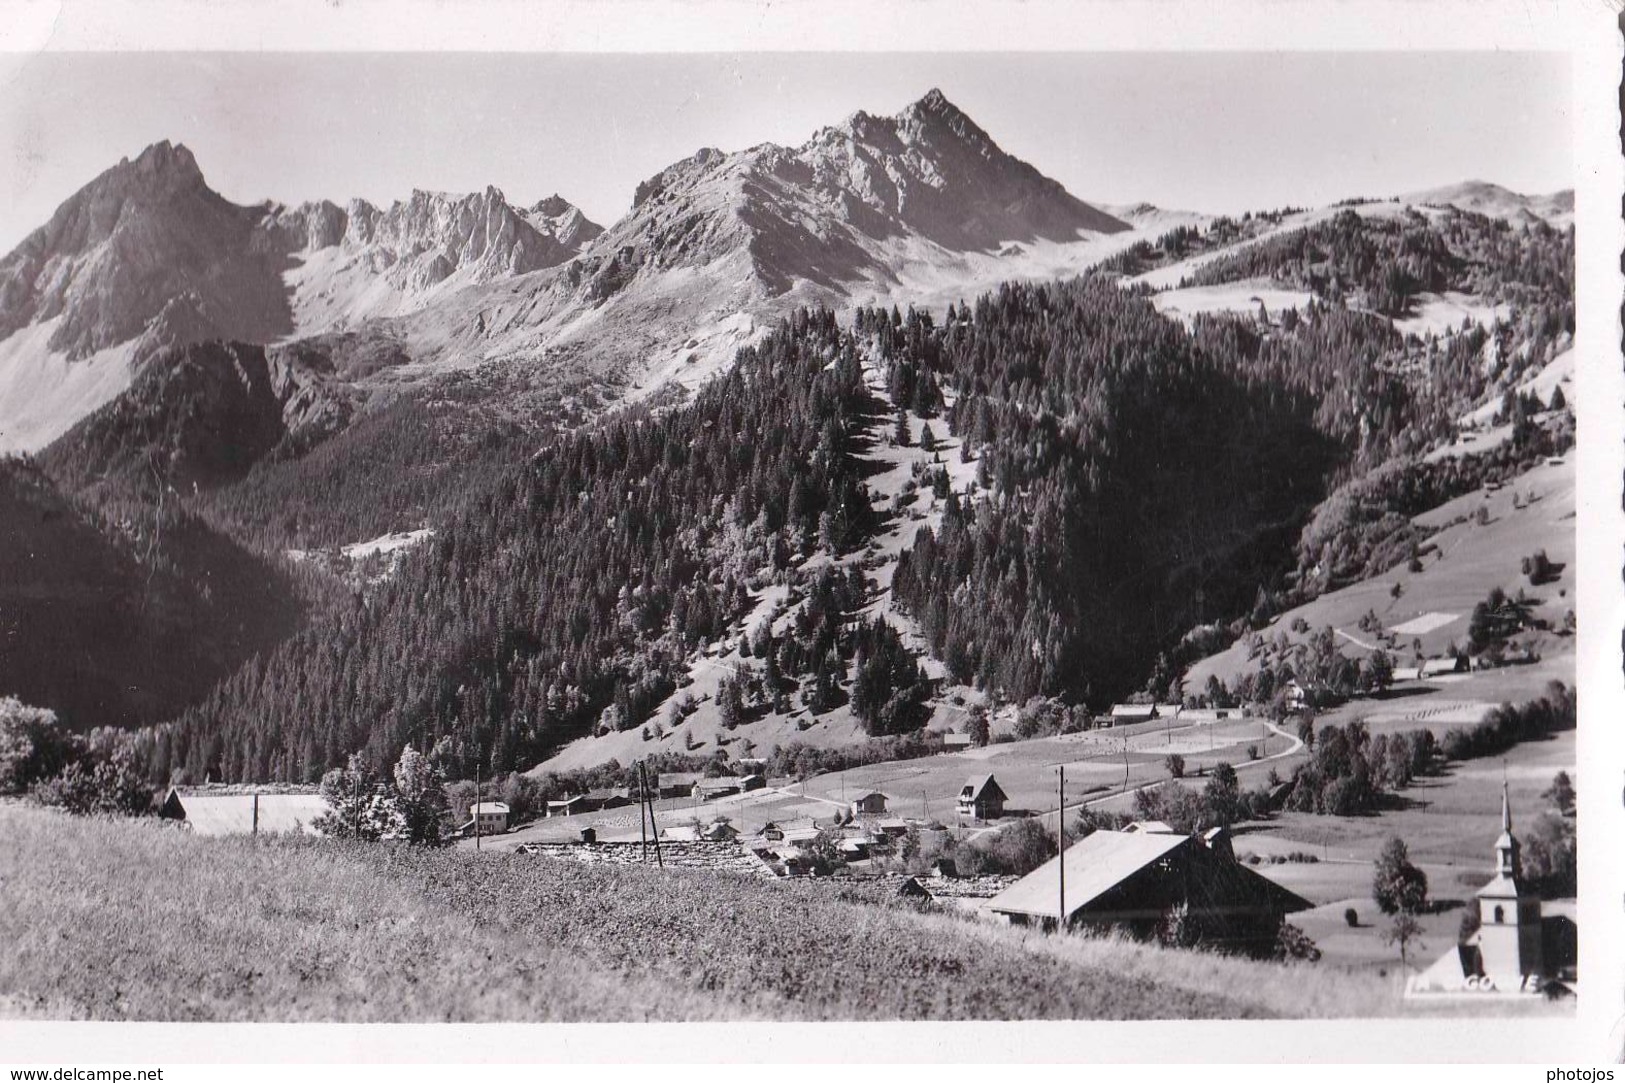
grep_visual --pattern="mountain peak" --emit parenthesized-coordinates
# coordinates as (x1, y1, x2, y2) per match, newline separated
(128, 140, 204, 184)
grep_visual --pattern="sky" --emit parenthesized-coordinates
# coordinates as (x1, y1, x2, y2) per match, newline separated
(0, 51, 1573, 253)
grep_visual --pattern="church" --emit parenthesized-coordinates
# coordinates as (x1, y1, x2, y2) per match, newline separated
(1407, 785, 1573, 998)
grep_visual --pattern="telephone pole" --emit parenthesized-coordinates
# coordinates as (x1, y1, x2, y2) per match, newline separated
(643, 762, 663, 868)
(638, 761, 649, 863)
(1058, 764, 1067, 933)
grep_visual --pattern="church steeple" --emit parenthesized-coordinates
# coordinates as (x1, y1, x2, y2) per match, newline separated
(1475, 782, 1543, 987)
(1493, 781, 1521, 879)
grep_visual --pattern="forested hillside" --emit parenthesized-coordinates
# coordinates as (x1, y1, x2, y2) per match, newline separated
(153, 310, 889, 782)
(0, 458, 308, 731)
(886, 280, 1338, 703)
(1182, 206, 1573, 321)
(151, 285, 1365, 783)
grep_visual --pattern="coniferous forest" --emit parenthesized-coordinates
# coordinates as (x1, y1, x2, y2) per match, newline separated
(15, 202, 1570, 787)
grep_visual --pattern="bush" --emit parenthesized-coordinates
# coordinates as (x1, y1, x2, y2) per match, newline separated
(32, 744, 154, 818)
(968, 817, 1058, 876)
(1164, 753, 1186, 779)
(1344, 907, 1359, 928)
(1275, 922, 1322, 962)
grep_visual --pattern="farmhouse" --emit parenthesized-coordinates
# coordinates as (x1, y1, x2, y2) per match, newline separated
(470, 801, 510, 834)
(694, 778, 742, 800)
(658, 772, 703, 798)
(957, 775, 1007, 820)
(942, 733, 973, 751)
(838, 834, 877, 859)
(849, 791, 889, 816)
(546, 794, 589, 818)
(737, 773, 767, 792)
(1108, 704, 1157, 725)
(985, 827, 1311, 953)
(1180, 707, 1246, 724)
(781, 825, 822, 848)
(158, 788, 328, 836)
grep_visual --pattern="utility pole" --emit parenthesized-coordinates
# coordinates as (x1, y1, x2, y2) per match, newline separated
(474, 732, 482, 852)
(638, 761, 649, 864)
(252, 792, 260, 836)
(1058, 764, 1066, 934)
(643, 762, 663, 868)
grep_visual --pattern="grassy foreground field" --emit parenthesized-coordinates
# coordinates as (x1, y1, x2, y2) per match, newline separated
(0, 800, 1539, 1022)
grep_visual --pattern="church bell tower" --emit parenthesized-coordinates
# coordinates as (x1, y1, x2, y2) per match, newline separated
(1475, 783, 1543, 988)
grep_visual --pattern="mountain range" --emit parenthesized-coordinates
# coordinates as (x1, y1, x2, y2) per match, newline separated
(0, 90, 1573, 462)
(0, 89, 1577, 776)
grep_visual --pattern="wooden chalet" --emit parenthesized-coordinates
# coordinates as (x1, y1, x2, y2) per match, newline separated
(986, 827, 1311, 954)
(957, 774, 1007, 820)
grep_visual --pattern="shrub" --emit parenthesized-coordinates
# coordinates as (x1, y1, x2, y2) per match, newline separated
(1344, 907, 1359, 928)
(969, 817, 1057, 876)
(1164, 753, 1186, 779)
(1275, 922, 1322, 963)
(32, 744, 154, 818)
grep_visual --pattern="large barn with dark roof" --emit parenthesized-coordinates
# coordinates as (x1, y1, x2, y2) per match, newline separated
(986, 825, 1311, 954)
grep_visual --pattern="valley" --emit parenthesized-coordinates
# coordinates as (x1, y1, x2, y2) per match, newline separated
(0, 79, 1580, 1022)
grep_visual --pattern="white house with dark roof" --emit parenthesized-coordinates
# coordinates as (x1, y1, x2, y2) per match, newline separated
(957, 775, 1007, 820)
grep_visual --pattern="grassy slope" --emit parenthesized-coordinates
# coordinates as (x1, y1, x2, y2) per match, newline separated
(1185, 455, 1575, 699)
(16, 801, 1555, 1022)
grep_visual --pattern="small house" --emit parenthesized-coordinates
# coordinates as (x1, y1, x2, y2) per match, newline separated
(876, 818, 911, 838)
(470, 801, 510, 834)
(546, 794, 589, 818)
(849, 791, 889, 816)
(957, 774, 1007, 820)
(694, 778, 742, 801)
(943, 733, 974, 751)
(736, 774, 767, 792)
(782, 826, 822, 848)
(1109, 704, 1157, 725)
(586, 787, 633, 810)
(898, 876, 934, 901)
(658, 772, 703, 799)
(661, 824, 704, 842)
(837, 836, 874, 859)
(703, 820, 740, 841)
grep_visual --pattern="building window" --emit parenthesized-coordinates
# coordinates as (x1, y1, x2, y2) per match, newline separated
(1493, 905, 1504, 924)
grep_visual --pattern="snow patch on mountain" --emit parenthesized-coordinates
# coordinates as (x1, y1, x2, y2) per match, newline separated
(0, 319, 139, 453)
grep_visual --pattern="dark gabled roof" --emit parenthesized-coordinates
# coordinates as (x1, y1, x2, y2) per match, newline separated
(987, 829, 1313, 921)
(960, 774, 1005, 801)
